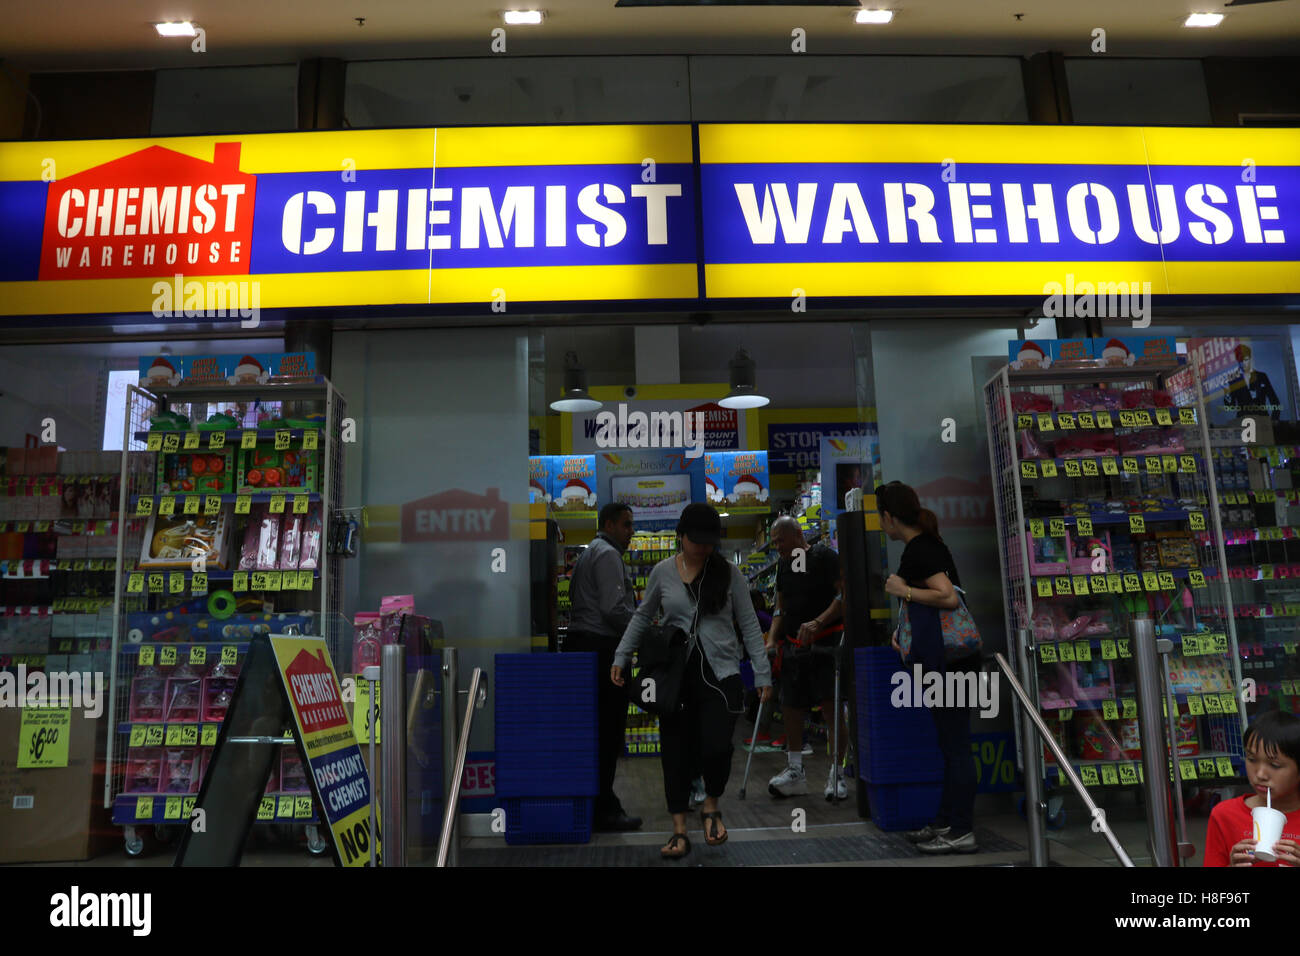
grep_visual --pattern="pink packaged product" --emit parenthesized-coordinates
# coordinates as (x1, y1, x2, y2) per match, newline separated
(1019, 429, 1051, 461)
(129, 677, 165, 721)
(1118, 428, 1183, 456)
(1061, 388, 1121, 412)
(238, 505, 264, 571)
(352, 612, 382, 671)
(164, 748, 201, 794)
(202, 676, 238, 722)
(125, 748, 164, 793)
(279, 514, 303, 569)
(265, 760, 280, 795)
(1038, 665, 1077, 710)
(380, 594, 416, 644)
(1011, 391, 1054, 414)
(280, 750, 309, 792)
(1055, 433, 1119, 457)
(1027, 531, 1070, 574)
(297, 507, 322, 570)
(1031, 604, 1071, 643)
(256, 510, 282, 570)
(1069, 531, 1112, 574)
(165, 678, 202, 722)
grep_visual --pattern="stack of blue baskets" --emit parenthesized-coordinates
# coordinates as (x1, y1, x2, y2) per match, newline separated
(494, 652, 599, 845)
(854, 647, 944, 830)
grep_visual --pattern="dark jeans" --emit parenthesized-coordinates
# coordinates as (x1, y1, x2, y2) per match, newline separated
(906, 601, 979, 837)
(563, 631, 628, 818)
(659, 645, 742, 815)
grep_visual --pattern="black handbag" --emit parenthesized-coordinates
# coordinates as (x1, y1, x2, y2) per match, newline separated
(625, 623, 691, 716)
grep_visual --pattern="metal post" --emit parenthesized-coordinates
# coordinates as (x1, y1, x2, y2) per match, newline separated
(438, 668, 484, 867)
(361, 664, 380, 869)
(381, 644, 406, 867)
(1016, 628, 1049, 867)
(1158, 640, 1195, 862)
(1132, 616, 1174, 867)
(441, 647, 460, 868)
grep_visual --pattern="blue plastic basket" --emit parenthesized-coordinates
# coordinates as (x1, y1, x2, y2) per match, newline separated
(854, 648, 944, 784)
(502, 796, 594, 845)
(867, 782, 943, 831)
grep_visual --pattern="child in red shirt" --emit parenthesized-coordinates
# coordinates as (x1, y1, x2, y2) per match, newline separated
(1204, 710, 1300, 867)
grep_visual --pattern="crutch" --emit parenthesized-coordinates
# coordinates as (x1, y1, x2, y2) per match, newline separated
(830, 631, 845, 803)
(738, 695, 767, 800)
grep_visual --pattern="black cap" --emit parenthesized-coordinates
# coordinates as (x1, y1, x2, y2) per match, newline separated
(677, 502, 722, 546)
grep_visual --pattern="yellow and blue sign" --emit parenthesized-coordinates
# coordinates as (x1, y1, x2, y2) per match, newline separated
(1, 123, 1297, 317)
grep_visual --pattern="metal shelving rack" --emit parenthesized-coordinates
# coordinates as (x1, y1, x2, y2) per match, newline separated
(984, 358, 1247, 818)
(105, 376, 346, 855)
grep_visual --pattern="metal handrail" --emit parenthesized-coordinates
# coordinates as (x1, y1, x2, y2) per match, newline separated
(994, 653, 1136, 867)
(436, 667, 484, 867)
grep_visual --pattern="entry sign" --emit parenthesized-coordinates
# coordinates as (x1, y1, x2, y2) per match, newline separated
(270, 636, 378, 868)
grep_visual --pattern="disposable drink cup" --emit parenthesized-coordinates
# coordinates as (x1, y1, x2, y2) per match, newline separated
(1252, 805, 1287, 862)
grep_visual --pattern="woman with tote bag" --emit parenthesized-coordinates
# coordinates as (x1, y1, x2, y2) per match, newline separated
(612, 503, 773, 859)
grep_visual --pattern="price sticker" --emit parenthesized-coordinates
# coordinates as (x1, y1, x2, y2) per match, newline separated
(1119, 763, 1139, 786)
(302, 431, 318, 451)
(162, 433, 181, 453)
(1036, 578, 1054, 598)
(299, 570, 315, 590)
(1041, 460, 1059, 478)
(1142, 571, 1160, 592)
(183, 495, 200, 515)
(1283, 680, 1297, 696)
(1049, 518, 1067, 537)
(1016, 414, 1033, 430)
(1097, 411, 1113, 430)
(1078, 412, 1096, 430)
(1073, 460, 1097, 481)
(265, 571, 282, 591)
(1188, 569, 1207, 589)
(241, 430, 258, 450)
(208, 431, 226, 450)
(180, 724, 199, 746)
(202, 494, 222, 515)
(1187, 511, 1206, 531)
(1057, 708, 1074, 722)
(1144, 457, 1162, 475)
(1074, 640, 1092, 662)
(1058, 459, 1077, 478)
(1122, 457, 1139, 474)
(1204, 694, 1223, 714)
(1037, 414, 1055, 432)
(275, 430, 292, 451)
(1219, 693, 1239, 714)
(1102, 699, 1119, 720)
(1039, 644, 1059, 664)
(1287, 643, 1298, 655)
(232, 571, 249, 592)
(168, 571, 185, 594)
(1118, 639, 1132, 659)
(1215, 757, 1236, 778)
(1072, 576, 1089, 596)
(148, 573, 165, 593)
(138, 644, 155, 666)
(235, 495, 252, 515)
(1179, 455, 1197, 474)
(1021, 461, 1039, 480)
(1187, 695, 1205, 716)
(221, 645, 238, 667)
(1081, 766, 1100, 787)
(129, 725, 148, 748)
(269, 494, 286, 514)
(1129, 514, 1146, 534)
(1178, 760, 1197, 781)
(135, 797, 154, 821)
(159, 645, 177, 667)
(1120, 698, 1137, 719)
(1100, 639, 1117, 660)
(1195, 759, 1219, 781)
(1161, 455, 1179, 474)
(294, 796, 313, 819)
(1059, 641, 1076, 662)
(1101, 765, 1120, 786)
(277, 795, 296, 819)
(1055, 576, 1073, 596)
(1076, 517, 1094, 537)
(1156, 408, 1174, 426)
(127, 572, 145, 594)
(164, 725, 184, 746)
(251, 571, 268, 591)
(1123, 574, 1142, 593)
(135, 496, 154, 516)
(1119, 410, 1137, 428)
(1158, 571, 1176, 591)
(1213, 633, 1229, 654)
(1029, 519, 1045, 538)
(191, 572, 208, 595)
(257, 797, 275, 821)
(1183, 635, 1202, 656)
(1058, 413, 1076, 430)
(146, 433, 164, 452)
(293, 494, 309, 514)
(1262, 564, 1275, 580)
(189, 645, 207, 666)
(144, 725, 165, 746)
(164, 796, 184, 820)
(1102, 457, 1119, 475)
(1090, 574, 1108, 594)
(201, 724, 219, 746)
(1134, 410, 1154, 427)
(1106, 573, 1122, 593)
(1256, 490, 1277, 503)
(183, 431, 201, 450)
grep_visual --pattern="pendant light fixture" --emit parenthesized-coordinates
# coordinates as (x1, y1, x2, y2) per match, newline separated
(718, 347, 770, 409)
(550, 351, 603, 413)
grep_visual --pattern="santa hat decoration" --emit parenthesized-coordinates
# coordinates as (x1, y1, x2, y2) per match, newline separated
(736, 474, 763, 490)
(1012, 340, 1051, 370)
(148, 356, 180, 384)
(562, 478, 591, 496)
(1102, 338, 1135, 366)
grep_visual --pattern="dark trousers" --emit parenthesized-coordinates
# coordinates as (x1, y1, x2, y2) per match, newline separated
(907, 602, 978, 837)
(563, 632, 628, 817)
(659, 645, 742, 815)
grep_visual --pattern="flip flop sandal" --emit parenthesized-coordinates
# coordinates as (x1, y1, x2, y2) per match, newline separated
(661, 832, 691, 859)
(702, 811, 728, 846)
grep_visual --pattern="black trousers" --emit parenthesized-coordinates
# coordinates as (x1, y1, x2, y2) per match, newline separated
(563, 632, 628, 817)
(659, 645, 742, 815)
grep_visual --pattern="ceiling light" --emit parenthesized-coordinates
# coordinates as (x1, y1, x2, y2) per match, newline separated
(155, 21, 197, 37)
(718, 348, 770, 410)
(504, 10, 544, 24)
(1183, 13, 1224, 27)
(855, 9, 894, 24)
(550, 351, 602, 413)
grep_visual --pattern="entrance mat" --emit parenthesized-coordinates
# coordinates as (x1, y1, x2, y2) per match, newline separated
(461, 828, 1022, 867)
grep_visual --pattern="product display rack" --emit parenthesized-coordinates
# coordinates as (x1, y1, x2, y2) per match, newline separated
(105, 377, 346, 856)
(984, 358, 1248, 803)
(621, 534, 676, 756)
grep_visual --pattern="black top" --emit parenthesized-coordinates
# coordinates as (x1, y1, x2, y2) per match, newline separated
(776, 543, 840, 634)
(897, 533, 961, 590)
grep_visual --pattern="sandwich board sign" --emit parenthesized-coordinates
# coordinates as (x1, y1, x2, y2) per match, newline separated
(175, 633, 379, 867)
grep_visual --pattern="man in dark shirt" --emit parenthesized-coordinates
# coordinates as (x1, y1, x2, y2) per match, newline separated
(565, 502, 641, 831)
(765, 517, 846, 799)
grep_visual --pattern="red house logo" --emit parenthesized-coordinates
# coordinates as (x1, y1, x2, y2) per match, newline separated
(283, 648, 347, 733)
(402, 488, 508, 542)
(39, 142, 256, 280)
(917, 475, 995, 528)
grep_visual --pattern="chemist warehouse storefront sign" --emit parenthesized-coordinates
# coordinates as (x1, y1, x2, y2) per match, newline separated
(0, 124, 1296, 319)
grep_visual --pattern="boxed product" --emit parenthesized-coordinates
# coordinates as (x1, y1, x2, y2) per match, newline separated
(1117, 719, 1143, 760)
(1038, 665, 1077, 710)
(139, 510, 232, 569)
(1077, 716, 1125, 761)
(1061, 388, 1121, 412)
(164, 678, 203, 722)
(163, 749, 202, 794)
(1070, 531, 1112, 574)
(1027, 532, 1070, 574)
(297, 506, 323, 570)
(279, 514, 303, 569)
(237, 446, 318, 493)
(1157, 531, 1198, 569)
(201, 677, 237, 722)
(1174, 714, 1200, 757)
(255, 511, 281, 570)
(238, 505, 264, 571)
(129, 676, 166, 722)
(280, 750, 309, 793)
(352, 613, 382, 671)
(124, 748, 164, 793)
(156, 450, 235, 495)
(1070, 657, 1115, 700)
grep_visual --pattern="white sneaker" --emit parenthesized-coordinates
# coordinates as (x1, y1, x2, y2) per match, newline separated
(768, 765, 809, 797)
(824, 767, 848, 801)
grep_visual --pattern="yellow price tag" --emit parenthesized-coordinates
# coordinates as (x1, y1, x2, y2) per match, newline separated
(1021, 461, 1039, 479)
(235, 495, 252, 515)
(148, 573, 165, 594)
(1122, 457, 1139, 474)
(183, 431, 201, 450)
(1122, 698, 1137, 718)
(251, 571, 268, 591)
(163, 433, 181, 453)
(257, 797, 275, 821)
(1041, 460, 1059, 478)
(1142, 571, 1160, 592)
(294, 796, 313, 819)
(1287, 643, 1299, 655)
(135, 797, 154, 820)
(1016, 414, 1032, 430)
(135, 496, 154, 516)
(1118, 639, 1131, 658)
(1158, 571, 1176, 591)
(300, 570, 315, 590)
(1029, 519, 1045, 538)
(1100, 639, 1117, 660)
(1055, 576, 1072, 596)
(1049, 518, 1066, 537)
(1215, 757, 1235, 778)
(1180, 455, 1197, 473)
(265, 571, 282, 591)
(189, 645, 207, 666)
(269, 494, 286, 514)
(1156, 409, 1174, 426)
(1097, 411, 1113, 430)
(130, 725, 148, 748)
(1077, 412, 1096, 429)
(1219, 693, 1239, 714)
(1090, 574, 1108, 594)
(1039, 644, 1059, 663)
(1102, 457, 1118, 475)
(183, 495, 200, 515)
(275, 430, 291, 450)
(1121, 574, 1140, 593)
(208, 431, 226, 449)
(1072, 576, 1089, 596)
(1062, 460, 1079, 477)
(1204, 694, 1223, 714)
(137, 645, 156, 667)
(201, 724, 219, 746)
(1103, 700, 1119, 720)
(1059, 641, 1076, 662)
(1119, 763, 1139, 785)
(1144, 457, 1162, 475)
(1081, 766, 1100, 787)
(127, 572, 145, 594)
(1076, 517, 1094, 537)
(1106, 573, 1122, 593)
(1188, 512, 1206, 531)
(1036, 578, 1054, 598)
(167, 571, 184, 594)
(164, 725, 184, 746)
(1119, 411, 1137, 428)
(293, 494, 309, 514)
(1187, 695, 1205, 716)
(1101, 765, 1120, 786)
(277, 795, 296, 819)
(1037, 414, 1055, 432)
(146, 433, 164, 452)
(1058, 413, 1076, 430)
(1082, 458, 1100, 477)
(1134, 411, 1153, 427)
(241, 430, 258, 450)
(164, 796, 184, 820)
(191, 572, 208, 595)
(1188, 569, 1207, 588)
(232, 571, 249, 592)
(203, 494, 222, 515)
(302, 431, 318, 451)
(158, 645, 177, 667)
(1161, 455, 1178, 474)
(1074, 640, 1091, 662)
(1179, 408, 1197, 425)
(221, 645, 238, 666)
(1057, 709, 1073, 722)
(1180, 760, 1197, 781)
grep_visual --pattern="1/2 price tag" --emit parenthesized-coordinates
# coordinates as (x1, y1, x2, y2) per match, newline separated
(221, 645, 238, 666)
(1078, 413, 1096, 429)
(1021, 461, 1039, 480)
(294, 796, 313, 819)
(1119, 410, 1137, 428)
(241, 430, 258, 450)
(1081, 766, 1100, 787)
(1119, 763, 1139, 785)
(144, 725, 165, 746)
(1082, 458, 1099, 477)
(1199, 758, 1219, 778)
(1049, 517, 1067, 537)
(257, 797, 275, 821)
(148, 573, 165, 594)
(275, 430, 292, 451)
(135, 496, 154, 516)
(251, 571, 268, 591)
(1188, 569, 1207, 589)
(1122, 457, 1139, 474)
(191, 572, 208, 595)
(162, 433, 181, 453)
(159, 646, 177, 667)
(1123, 574, 1142, 593)
(1145, 457, 1162, 475)
(1134, 411, 1153, 427)
(208, 431, 226, 450)
(1055, 576, 1072, 596)
(1058, 413, 1077, 430)
(1129, 514, 1146, 533)
(1158, 571, 1176, 591)
(1188, 511, 1206, 531)
(1204, 694, 1223, 714)
(1182, 635, 1202, 656)
(1179, 408, 1197, 425)
(1039, 644, 1059, 663)
(205, 494, 223, 515)
(189, 645, 207, 666)
(1180, 455, 1197, 473)
(1090, 574, 1109, 594)
(1016, 414, 1032, 430)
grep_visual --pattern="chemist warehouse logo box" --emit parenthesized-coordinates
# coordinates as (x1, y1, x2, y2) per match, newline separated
(0, 124, 1297, 318)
